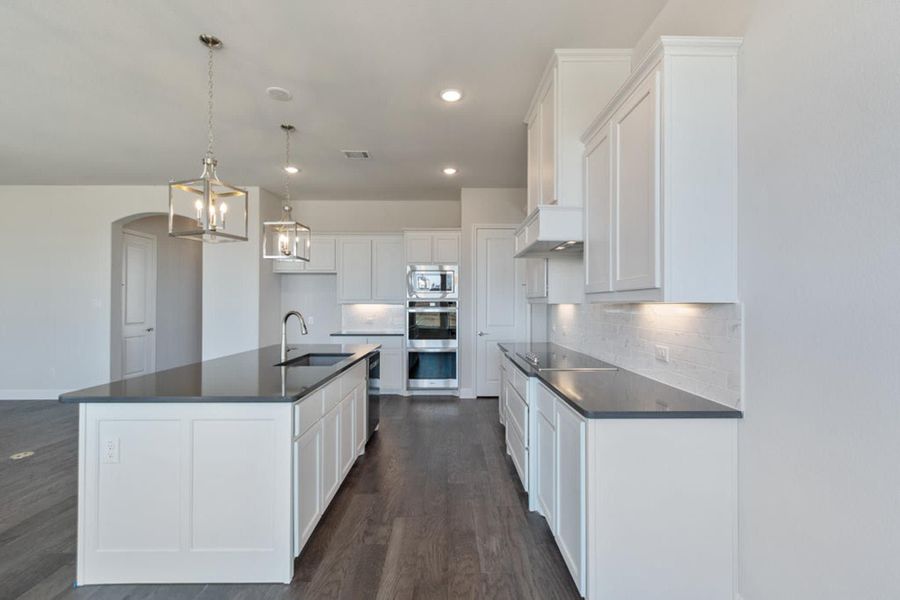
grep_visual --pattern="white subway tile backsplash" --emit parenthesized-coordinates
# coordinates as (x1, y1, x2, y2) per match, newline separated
(549, 303, 742, 408)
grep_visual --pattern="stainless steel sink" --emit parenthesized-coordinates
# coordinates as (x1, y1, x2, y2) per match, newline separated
(276, 353, 352, 367)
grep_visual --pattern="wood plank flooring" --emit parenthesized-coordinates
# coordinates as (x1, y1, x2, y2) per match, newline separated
(0, 396, 580, 599)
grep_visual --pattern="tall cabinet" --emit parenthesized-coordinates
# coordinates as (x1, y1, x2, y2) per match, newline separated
(582, 37, 741, 303)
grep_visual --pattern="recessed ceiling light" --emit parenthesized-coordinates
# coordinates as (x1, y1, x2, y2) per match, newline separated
(440, 89, 463, 103)
(267, 86, 293, 101)
(284, 166, 299, 174)
(443, 167, 458, 175)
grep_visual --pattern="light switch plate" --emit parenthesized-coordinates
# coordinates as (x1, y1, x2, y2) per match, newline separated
(102, 438, 119, 464)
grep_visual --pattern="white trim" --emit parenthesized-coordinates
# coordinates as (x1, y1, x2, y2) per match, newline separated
(0, 389, 69, 400)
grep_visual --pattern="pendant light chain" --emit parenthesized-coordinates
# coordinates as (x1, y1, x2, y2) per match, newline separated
(283, 126, 291, 206)
(206, 43, 215, 160)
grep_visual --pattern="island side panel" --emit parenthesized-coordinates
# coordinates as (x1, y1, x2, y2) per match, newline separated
(77, 402, 293, 585)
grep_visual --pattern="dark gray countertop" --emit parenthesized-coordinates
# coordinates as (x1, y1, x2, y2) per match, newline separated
(59, 344, 379, 404)
(330, 331, 404, 337)
(498, 343, 742, 419)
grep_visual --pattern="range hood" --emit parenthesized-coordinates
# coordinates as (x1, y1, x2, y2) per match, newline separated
(514, 205, 583, 258)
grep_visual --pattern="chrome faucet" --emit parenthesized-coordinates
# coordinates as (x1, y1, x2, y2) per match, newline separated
(281, 310, 309, 362)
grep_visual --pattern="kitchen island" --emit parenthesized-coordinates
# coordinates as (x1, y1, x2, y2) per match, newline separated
(60, 343, 379, 586)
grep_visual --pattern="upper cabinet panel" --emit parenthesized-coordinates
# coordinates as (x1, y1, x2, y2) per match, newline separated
(582, 37, 742, 304)
(404, 230, 460, 264)
(524, 50, 632, 212)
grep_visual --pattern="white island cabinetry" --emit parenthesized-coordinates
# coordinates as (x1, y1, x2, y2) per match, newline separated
(75, 355, 371, 586)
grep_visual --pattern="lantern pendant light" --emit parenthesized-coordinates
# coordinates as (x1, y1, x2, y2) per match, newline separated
(168, 34, 249, 243)
(263, 125, 311, 261)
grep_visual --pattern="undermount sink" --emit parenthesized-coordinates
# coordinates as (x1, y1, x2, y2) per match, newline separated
(276, 353, 352, 367)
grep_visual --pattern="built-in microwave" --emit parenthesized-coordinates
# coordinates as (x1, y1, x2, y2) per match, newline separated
(407, 264, 458, 299)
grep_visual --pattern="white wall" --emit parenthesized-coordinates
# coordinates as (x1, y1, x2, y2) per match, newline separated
(290, 199, 460, 232)
(258, 188, 284, 347)
(550, 303, 741, 407)
(280, 274, 341, 344)
(736, 1, 900, 597)
(631, 0, 755, 64)
(0, 185, 263, 398)
(459, 187, 527, 397)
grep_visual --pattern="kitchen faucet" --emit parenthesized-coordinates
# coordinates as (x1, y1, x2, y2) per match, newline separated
(281, 310, 309, 362)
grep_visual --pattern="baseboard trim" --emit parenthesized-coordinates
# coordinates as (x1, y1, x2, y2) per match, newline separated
(0, 389, 67, 400)
(458, 387, 475, 399)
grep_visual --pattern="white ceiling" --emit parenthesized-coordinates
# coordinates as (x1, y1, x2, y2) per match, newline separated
(0, 0, 666, 200)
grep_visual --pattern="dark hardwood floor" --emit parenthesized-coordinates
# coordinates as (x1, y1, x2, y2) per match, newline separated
(0, 396, 580, 600)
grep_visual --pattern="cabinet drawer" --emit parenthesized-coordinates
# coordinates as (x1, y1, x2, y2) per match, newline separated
(340, 361, 367, 398)
(322, 379, 342, 414)
(536, 382, 557, 425)
(293, 390, 324, 438)
(507, 421, 528, 491)
(506, 381, 528, 447)
(511, 364, 529, 401)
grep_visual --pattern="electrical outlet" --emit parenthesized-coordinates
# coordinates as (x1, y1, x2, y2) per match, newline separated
(654, 344, 670, 363)
(306, 315, 315, 325)
(102, 438, 119, 464)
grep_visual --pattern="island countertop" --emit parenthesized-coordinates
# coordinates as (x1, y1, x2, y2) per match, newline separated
(498, 342, 742, 419)
(59, 343, 379, 403)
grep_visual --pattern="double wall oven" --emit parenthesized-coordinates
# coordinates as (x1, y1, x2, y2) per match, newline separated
(406, 265, 458, 390)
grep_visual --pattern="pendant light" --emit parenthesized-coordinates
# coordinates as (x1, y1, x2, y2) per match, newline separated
(168, 34, 249, 243)
(263, 125, 311, 261)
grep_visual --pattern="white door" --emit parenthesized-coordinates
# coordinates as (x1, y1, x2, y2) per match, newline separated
(321, 406, 340, 505)
(536, 408, 556, 530)
(339, 391, 355, 477)
(613, 70, 660, 291)
(527, 116, 541, 214)
(294, 421, 322, 556)
(539, 77, 556, 205)
(556, 400, 586, 593)
(121, 230, 156, 379)
(337, 238, 372, 302)
(475, 227, 522, 396)
(372, 237, 404, 301)
(525, 259, 548, 299)
(584, 124, 614, 294)
(305, 236, 337, 272)
(354, 383, 367, 455)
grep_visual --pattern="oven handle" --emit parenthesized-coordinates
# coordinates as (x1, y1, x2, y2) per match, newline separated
(407, 308, 457, 314)
(407, 348, 457, 353)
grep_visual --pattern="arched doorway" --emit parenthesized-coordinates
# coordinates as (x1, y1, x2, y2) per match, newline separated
(110, 213, 202, 380)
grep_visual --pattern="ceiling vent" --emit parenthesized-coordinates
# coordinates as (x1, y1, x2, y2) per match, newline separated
(342, 150, 370, 159)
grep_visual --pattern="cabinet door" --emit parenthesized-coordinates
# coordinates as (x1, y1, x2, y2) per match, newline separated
(525, 259, 548, 299)
(613, 70, 660, 292)
(354, 383, 367, 455)
(584, 126, 613, 294)
(339, 390, 356, 477)
(321, 406, 340, 505)
(338, 238, 373, 302)
(433, 233, 460, 263)
(536, 410, 556, 531)
(305, 236, 337, 273)
(379, 349, 403, 392)
(293, 422, 322, 556)
(555, 400, 585, 592)
(273, 258, 305, 273)
(527, 116, 541, 214)
(539, 76, 556, 205)
(372, 237, 405, 301)
(405, 234, 432, 263)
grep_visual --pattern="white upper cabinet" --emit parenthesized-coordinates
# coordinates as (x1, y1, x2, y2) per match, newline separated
(337, 235, 404, 303)
(372, 237, 405, 301)
(273, 235, 337, 273)
(404, 230, 460, 264)
(582, 37, 742, 303)
(524, 50, 632, 212)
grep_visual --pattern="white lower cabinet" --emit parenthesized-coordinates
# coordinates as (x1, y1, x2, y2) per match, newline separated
(554, 398, 586, 593)
(321, 404, 340, 506)
(293, 421, 322, 556)
(354, 383, 367, 455)
(339, 390, 356, 477)
(525, 380, 738, 600)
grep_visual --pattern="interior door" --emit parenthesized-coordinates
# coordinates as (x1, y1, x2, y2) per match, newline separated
(475, 227, 522, 396)
(121, 230, 157, 379)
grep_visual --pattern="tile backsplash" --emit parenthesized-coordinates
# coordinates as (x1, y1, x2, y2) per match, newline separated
(341, 304, 405, 332)
(549, 303, 742, 408)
